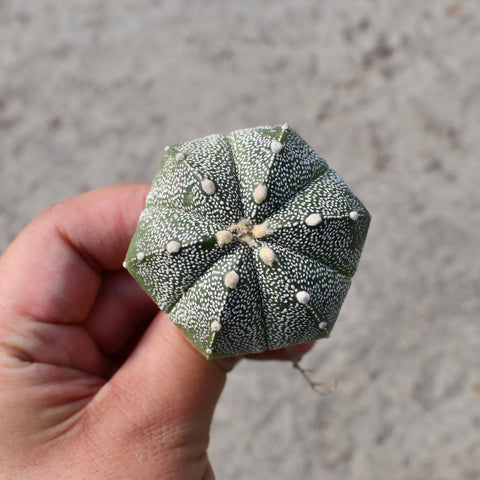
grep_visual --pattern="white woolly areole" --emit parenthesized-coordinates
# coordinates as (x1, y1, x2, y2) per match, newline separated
(235, 220, 250, 236)
(136, 252, 145, 261)
(305, 213, 322, 226)
(224, 270, 240, 289)
(211, 320, 222, 332)
(201, 178, 216, 195)
(259, 246, 275, 266)
(319, 321, 328, 329)
(175, 152, 185, 161)
(349, 210, 359, 221)
(253, 184, 268, 204)
(271, 139, 284, 153)
(252, 223, 268, 238)
(206, 348, 213, 355)
(296, 291, 311, 304)
(166, 240, 181, 254)
(216, 230, 233, 245)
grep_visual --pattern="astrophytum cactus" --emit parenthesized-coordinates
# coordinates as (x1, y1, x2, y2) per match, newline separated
(124, 124, 370, 359)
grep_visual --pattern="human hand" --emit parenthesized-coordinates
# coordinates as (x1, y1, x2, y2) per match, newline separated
(0, 184, 311, 480)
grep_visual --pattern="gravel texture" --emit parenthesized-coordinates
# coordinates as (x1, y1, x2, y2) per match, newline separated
(1, 1, 479, 478)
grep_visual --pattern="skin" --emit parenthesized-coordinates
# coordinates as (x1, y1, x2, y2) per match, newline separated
(0, 184, 312, 480)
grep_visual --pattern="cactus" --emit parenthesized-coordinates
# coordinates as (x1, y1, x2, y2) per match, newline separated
(124, 124, 370, 359)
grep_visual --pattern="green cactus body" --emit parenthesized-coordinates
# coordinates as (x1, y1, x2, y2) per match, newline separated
(125, 125, 370, 359)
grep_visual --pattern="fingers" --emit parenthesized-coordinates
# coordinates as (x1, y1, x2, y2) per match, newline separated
(83, 312, 234, 478)
(83, 269, 158, 356)
(103, 312, 235, 424)
(0, 184, 156, 378)
(89, 311, 311, 448)
(83, 311, 312, 476)
(0, 184, 151, 326)
(39, 183, 151, 272)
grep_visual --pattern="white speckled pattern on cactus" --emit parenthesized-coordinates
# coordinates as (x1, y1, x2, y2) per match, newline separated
(125, 125, 370, 358)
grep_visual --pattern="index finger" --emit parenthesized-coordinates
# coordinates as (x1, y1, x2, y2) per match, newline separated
(0, 184, 150, 325)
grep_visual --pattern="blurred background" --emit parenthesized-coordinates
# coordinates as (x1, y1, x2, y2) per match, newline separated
(1, 1, 479, 478)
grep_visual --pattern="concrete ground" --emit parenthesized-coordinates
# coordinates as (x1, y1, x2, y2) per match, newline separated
(1, 1, 479, 478)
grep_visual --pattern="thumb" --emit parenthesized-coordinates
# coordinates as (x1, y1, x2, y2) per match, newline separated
(84, 312, 236, 479)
